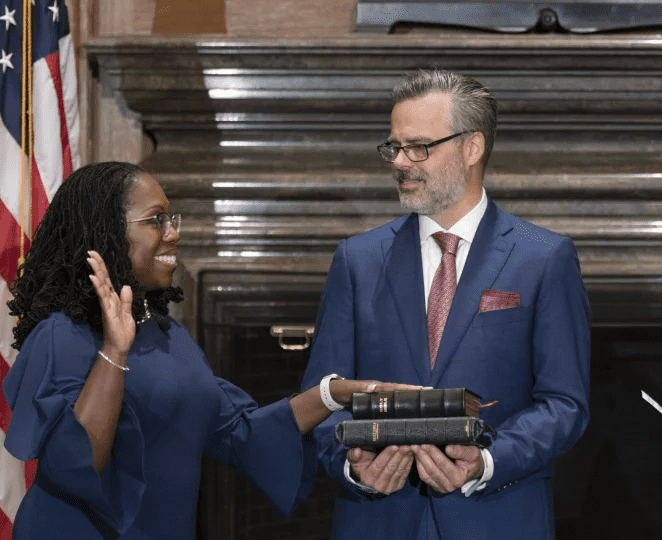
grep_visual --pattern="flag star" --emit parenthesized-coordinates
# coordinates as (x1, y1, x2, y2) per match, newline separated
(0, 6, 17, 30)
(48, 1, 59, 22)
(1, 49, 14, 74)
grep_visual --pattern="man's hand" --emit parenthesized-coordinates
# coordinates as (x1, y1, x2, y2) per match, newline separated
(348, 445, 414, 494)
(411, 444, 484, 494)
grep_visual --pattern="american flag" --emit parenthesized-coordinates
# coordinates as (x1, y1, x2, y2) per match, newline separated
(0, 0, 79, 536)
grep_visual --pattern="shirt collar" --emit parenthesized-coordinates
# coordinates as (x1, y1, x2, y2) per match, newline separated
(418, 188, 488, 245)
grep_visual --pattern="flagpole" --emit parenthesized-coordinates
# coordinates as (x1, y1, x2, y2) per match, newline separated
(27, 0, 33, 242)
(19, 0, 32, 270)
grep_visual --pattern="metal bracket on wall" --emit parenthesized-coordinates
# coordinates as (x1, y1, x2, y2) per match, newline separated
(270, 325, 316, 350)
(355, 2, 662, 33)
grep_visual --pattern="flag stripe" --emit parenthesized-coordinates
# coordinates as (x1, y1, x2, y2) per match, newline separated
(0, 430, 25, 522)
(23, 459, 36, 489)
(0, 123, 30, 237)
(58, 34, 80, 173)
(0, 281, 18, 369)
(0, 509, 12, 540)
(0, 199, 30, 287)
(30, 157, 48, 236)
(32, 56, 63, 199)
(0, 358, 10, 433)
(44, 50, 72, 179)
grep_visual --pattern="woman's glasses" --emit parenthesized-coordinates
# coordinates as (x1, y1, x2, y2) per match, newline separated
(128, 213, 181, 238)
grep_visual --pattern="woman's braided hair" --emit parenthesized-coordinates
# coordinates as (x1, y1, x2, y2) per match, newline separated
(7, 161, 182, 350)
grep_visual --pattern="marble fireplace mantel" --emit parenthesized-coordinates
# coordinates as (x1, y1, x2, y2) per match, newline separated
(85, 34, 662, 331)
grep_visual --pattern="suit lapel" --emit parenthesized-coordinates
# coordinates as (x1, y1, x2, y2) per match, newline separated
(431, 201, 515, 385)
(384, 214, 431, 384)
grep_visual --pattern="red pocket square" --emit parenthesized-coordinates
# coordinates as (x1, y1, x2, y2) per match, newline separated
(479, 290, 520, 312)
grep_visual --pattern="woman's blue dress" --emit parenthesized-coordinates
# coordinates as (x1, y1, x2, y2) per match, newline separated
(3, 312, 316, 539)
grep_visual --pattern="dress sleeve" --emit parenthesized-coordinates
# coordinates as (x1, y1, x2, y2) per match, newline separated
(2, 315, 146, 534)
(203, 378, 317, 516)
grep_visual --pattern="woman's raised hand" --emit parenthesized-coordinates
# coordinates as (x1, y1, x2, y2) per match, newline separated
(87, 250, 135, 355)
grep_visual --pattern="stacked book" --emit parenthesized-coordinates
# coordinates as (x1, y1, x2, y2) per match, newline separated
(334, 388, 496, 448)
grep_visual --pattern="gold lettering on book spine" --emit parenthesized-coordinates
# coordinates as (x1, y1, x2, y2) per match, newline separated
(379, 397, 388, 414)
(372, 422, 379, 442)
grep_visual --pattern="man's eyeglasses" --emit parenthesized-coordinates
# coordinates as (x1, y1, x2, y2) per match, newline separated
(128, 213, 182, 238)
(377, 132, 469, 163)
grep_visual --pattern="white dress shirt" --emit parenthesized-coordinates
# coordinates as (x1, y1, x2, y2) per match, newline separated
(345, 188, 494, 497)
(418, 188, 493, 496)
(419, 188, 488, 311)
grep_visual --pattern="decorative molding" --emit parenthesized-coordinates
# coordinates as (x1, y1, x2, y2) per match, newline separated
(355, 2, 662, 34)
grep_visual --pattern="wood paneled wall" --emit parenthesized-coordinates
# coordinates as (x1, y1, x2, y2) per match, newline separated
(75, 0, 357, 37)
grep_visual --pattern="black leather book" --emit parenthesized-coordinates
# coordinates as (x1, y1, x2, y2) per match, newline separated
(334, 417, 496, 448)
(351, 388, 481, 419)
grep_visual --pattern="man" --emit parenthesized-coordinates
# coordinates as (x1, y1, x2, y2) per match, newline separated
(301, 70, 590, 539)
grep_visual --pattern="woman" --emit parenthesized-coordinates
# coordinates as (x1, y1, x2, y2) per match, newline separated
(3, 162, 416, 540)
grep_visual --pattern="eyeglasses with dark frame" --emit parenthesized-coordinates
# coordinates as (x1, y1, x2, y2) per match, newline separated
(377, 132, 469, 163)
(128, 212, 182, 238)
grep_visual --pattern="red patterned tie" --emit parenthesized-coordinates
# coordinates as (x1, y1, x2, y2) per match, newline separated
(428, 232, 460, 368)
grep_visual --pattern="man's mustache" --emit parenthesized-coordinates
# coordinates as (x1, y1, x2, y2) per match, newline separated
(394, 169, 426, 183)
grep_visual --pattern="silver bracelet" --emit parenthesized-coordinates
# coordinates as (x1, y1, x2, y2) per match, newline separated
(320, 373, 345, 411)
(98, 350, 129, 371)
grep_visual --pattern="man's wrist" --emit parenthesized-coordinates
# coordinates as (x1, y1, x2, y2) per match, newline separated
(343, 458, 379, 494)
(461, 448, 493, 497)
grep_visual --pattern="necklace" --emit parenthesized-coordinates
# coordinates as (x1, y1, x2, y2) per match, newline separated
(138, 298, 152, 324)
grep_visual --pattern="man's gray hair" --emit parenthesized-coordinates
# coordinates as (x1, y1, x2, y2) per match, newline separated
(392, 69, 497, 167)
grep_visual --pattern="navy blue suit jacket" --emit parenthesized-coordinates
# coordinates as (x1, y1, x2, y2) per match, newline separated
(302, 201, 591, 540)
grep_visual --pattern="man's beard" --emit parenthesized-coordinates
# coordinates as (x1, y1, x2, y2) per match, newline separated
(394, 161, 467, 216)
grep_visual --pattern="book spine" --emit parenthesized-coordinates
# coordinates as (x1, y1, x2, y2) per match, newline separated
(334, 417, 494, 448)
(351, 388, 477, 419)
